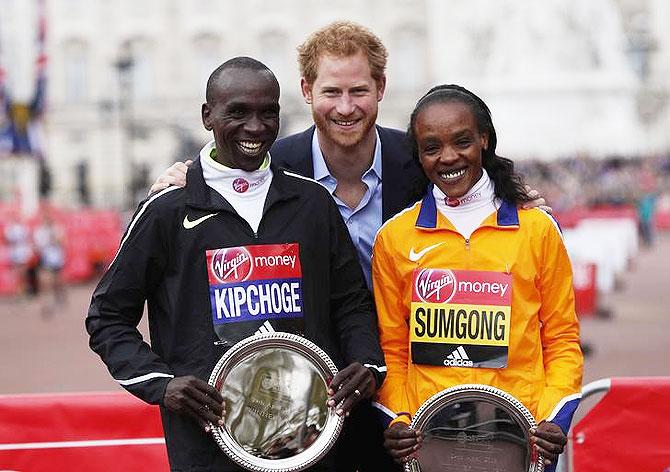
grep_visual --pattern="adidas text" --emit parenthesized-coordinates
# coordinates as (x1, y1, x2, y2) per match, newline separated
(443, 358, 474, 367)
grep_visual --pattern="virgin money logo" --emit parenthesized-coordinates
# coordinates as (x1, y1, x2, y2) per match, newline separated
(415, 269, 457, 303)
(233, 178, 249, 193)
(211, 247, 252, 283)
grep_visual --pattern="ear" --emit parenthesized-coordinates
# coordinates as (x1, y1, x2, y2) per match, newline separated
(376, 74, 387, 101)
(480, 132, 489, 151)
(300, 77, 313, 104)
(202, 103, 212, 131)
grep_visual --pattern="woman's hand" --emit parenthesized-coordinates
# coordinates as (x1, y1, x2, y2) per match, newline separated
(530, 420, 567, 466)
(383, 422, 422, 464)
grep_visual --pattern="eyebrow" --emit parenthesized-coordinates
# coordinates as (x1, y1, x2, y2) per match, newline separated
(319, 83, 370, 90)
(419, 126, 472, 138)
(451, 129, 474, 138)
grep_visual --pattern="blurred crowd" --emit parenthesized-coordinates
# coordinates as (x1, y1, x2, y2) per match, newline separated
(518, 154, 670, 246)
(1, 204, 121, 303)
(3, 210, 65, 314)
(518, 154, 669, 211)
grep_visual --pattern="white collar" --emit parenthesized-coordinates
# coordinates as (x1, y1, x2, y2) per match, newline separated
(433, 170, 497, 213)
(200, 140, 272, 195)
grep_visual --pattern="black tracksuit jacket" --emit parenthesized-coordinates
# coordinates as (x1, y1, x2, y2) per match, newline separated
(86, 160, 385, 471)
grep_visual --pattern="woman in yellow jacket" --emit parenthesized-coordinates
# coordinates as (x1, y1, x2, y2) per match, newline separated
(373, 84, 583, 470)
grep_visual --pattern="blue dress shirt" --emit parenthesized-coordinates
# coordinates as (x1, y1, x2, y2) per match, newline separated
(311, 130, 383, 288)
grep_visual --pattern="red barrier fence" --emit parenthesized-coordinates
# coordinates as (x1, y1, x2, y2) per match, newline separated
(3, 379, 669, 471)
(572, 261, 597, 317)
(571, 377, 670, 472)
(0, 206, 122, 295)
(553, 205, 639, 229)
(58, 209, 122, 282)
(554, 203, 670, 231)
(0, 392, 168, 472)
(656, 210, 670, 229)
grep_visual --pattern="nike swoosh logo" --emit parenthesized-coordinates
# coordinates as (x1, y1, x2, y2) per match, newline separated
(409, 242, 444, 262)
(183, 212, 218, 229)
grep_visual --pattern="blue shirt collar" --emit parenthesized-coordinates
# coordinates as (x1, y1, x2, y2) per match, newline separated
(497, 199, 520, 226)
(311, 128, 382, 182)
(416, 186, 438, 228)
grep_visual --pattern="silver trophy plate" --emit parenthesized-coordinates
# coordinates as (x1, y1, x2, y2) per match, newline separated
(405, 384, 544, 472)
(208, 332, 344, 472)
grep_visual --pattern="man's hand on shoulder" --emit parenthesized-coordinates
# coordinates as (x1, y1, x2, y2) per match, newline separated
(149, 160, 192, 195)
(522, 185, 553, 214)
(326, 362, 376, 416)
(163, 375, 225, 432)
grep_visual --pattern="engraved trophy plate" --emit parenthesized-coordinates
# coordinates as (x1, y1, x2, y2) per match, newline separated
(208, 332, 344, 472)
(405, 384, 544, 472)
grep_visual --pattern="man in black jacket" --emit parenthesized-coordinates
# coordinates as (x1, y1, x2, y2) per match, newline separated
(151, 23, 422, 471)
(87, 57, 384, 472)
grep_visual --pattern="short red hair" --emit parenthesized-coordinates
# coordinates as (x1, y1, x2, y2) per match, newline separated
(297, 21, 388, 85)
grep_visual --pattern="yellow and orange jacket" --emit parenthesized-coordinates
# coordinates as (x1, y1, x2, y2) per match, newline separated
(372, 193, 583, 434)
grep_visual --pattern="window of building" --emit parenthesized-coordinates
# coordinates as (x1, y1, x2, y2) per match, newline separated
(391, 26, 427, 92)
(258, 30, 289, 84)
(127, 38, 154, 100)
(63, 39, 89, 103)
(192, 33, 222, 95)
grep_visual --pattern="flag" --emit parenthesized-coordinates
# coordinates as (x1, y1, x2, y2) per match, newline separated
(0, 0, 47, 158)
(22, 0, 48, 157)
(30, 0, 47, 120)
(0, 68, 13, 155)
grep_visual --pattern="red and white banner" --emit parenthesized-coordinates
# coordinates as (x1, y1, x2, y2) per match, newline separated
(572, 377, 670, 472)
(0, 392, 168, 471)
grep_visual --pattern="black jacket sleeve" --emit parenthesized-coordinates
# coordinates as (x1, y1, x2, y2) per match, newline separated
(85, 197, 173, 405)
(325, 193, 386, 387)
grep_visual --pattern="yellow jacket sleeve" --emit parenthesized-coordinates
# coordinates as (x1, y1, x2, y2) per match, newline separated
(535, 218, 584, 425)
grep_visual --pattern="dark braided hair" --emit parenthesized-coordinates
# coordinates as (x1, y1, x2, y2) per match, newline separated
(407, 84, 533, 205)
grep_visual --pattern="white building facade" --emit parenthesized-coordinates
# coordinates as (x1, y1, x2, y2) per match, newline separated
(0, 0, 667, 208)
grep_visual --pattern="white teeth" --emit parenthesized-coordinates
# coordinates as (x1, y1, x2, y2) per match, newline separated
(334, 120, 356, 126)
(238, 141, 262, 153)
(439, 169, 466, 180)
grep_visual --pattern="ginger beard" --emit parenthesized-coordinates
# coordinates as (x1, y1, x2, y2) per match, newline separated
(310, 100, 378, 149)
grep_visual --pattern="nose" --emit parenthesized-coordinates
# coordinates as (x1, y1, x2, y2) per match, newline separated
(439, 146, 460, 165)
(243, 113, 264, 133)
(335, 94, 355, 116)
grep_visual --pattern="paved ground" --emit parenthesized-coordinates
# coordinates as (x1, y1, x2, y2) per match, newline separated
(1, 234, 668, 402)
(579, 232, 670, 384)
